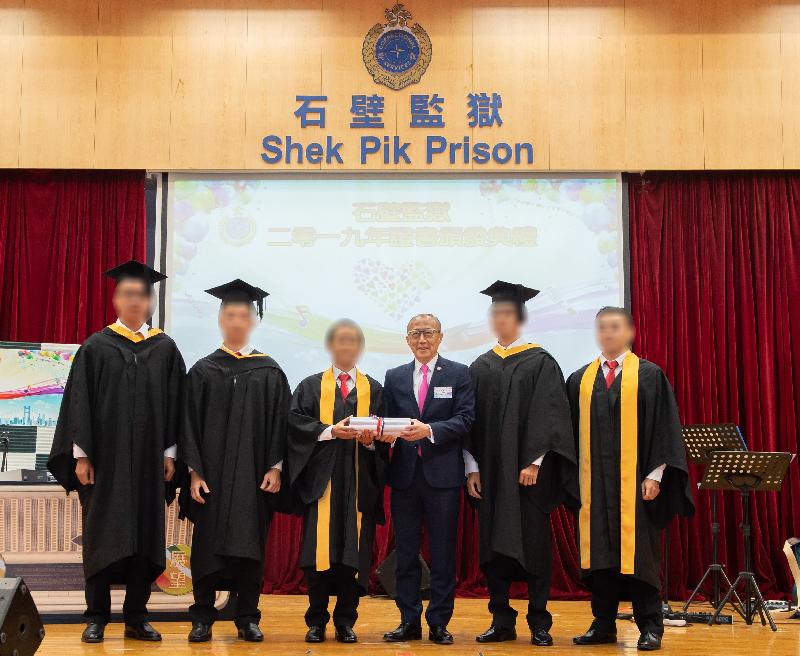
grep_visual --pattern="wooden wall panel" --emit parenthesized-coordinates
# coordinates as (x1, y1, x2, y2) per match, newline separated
(170, 0, 248, 169)
(780, 0, 800, 168)
(701, 0, 783, 169)
(472, 0, 549, 171)
(2, 1, 799, 171)
(393, 1, 473, 171)
(0, 1, 24, 167)
(624, 0, 704, 169)
(96, 0, 173, 169)
(18, 0, 98, 169)
(548, 0, 626, 171)
(245, 0, 323, 170)
(320, 0, 399, 170)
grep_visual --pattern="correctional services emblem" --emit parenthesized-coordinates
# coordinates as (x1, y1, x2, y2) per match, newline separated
(362, 4, 431, 90)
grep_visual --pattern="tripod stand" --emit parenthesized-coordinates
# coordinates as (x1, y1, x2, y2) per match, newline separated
(681, 424, 746, 613)
(704, 450, 792, 632)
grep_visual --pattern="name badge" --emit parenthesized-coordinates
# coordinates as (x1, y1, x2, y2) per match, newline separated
(433, 386, 453, 399)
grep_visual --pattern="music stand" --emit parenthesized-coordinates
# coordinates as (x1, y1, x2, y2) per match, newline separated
(703, 451, 792, 631)
(682, 424, 746, 612)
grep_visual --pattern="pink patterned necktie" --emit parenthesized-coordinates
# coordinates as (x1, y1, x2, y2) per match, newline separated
(417, 363, 430, 413)
(416, 363, 429, 457)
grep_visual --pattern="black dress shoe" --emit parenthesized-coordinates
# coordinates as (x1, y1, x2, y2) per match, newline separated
(573, 628, 617, 645)
(237, 623, 264, 642)
(305, 625, 326, 643)
(637, 632, 662, 651)
(124, 622, 162, 641)
(476, 625, 517, 642)
(429, 625, 454, 645)
(188, 622, 212, 642)
(532, 629, 554, 646)
(335, 625, 357, 643)
(81, 623, 105, 643)
(383, 622, 422, 642)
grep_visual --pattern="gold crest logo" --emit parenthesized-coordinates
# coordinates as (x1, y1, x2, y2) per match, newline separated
(362, 4, 432, 90)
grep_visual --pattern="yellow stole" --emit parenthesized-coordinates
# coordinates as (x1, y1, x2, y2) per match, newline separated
(107, 323, 163, 342)
(578, 352, 640, 575)
(315, 367, 370, 571)
(491, 343, 541, 358)
(219, 345, 268, 359)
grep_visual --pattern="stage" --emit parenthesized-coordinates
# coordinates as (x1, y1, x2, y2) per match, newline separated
(36, 597, 798, 655)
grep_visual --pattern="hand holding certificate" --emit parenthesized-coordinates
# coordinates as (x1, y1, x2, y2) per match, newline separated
(347, 417, 431, 443)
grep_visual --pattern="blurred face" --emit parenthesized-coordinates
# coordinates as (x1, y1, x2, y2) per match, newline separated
(112, 278, 152, 326)
(218, 302, 256, 347)
(327, 325, 364, 370)
(595, 312, 635, 358)
(406, 315, 443, 363)
(489, 302, 522, 343)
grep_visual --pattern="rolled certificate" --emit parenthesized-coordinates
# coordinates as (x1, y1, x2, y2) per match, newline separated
(348, 416, 413, 437)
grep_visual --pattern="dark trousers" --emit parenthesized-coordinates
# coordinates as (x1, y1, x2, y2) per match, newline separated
(486, 556, 552, 632)
(589, 569, 663, 636)
(391, 464, 460, 628)
(189, 557, 264, 628)
(84, 555, 152, 625)
(304, 565, 360, 628)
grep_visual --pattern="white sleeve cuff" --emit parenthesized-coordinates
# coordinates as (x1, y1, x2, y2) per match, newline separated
(187, 466, 194, 474)
(463, 449, 479, 475)
(428, 427, 434, 444)
(532, 453, 546, 467)
(272, 460, 283, 472)
(646, 463, 667, 482)
(318, 426, 334, 441)
(164, 445, 177, 459)
(365, 442, 375, 451)
(72, 443, 88, 459)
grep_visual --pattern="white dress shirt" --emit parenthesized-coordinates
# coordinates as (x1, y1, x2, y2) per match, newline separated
(600, 351, 666, 483)
(463, 338, 545, 476)
(412, 355, 438, 442)
(73, 319, 178, 460)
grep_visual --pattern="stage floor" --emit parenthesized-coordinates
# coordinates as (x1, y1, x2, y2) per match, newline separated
(37, 597, 798, 655)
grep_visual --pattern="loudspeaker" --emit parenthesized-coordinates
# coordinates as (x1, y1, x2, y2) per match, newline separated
(375, 550, 431, 599)
(0, 578, 44, 656)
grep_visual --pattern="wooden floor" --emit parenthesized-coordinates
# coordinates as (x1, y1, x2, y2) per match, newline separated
(37, 597, 800, 655)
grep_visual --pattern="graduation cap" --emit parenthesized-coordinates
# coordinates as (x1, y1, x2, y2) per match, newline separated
(205, 278, 269, 319)
(480, 280, 540, 319)
(480, 280, 540, 305)
(104, 260, 167, 287)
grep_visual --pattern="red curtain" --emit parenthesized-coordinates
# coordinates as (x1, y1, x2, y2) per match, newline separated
(628, 171, 800, 599)
(0, 170, 146, 343)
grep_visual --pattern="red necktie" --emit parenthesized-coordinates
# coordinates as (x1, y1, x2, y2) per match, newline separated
(338, 372, 350, 400)
(605, 360, 618, 389)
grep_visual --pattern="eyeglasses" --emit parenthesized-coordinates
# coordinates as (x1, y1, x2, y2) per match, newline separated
(407, 329, 439, 340)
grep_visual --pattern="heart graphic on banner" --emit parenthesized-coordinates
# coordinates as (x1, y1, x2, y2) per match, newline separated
(354, 259, 432, 320)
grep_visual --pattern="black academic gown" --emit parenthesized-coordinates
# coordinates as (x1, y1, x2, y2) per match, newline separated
(48, 327, 185, 581)
(177, 349, 290, 583)
(287, 372, 386, 592)
(466, 346, 579, 579)
(566, 358, 694, 589)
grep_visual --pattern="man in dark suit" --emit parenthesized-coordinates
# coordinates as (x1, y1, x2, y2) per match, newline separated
(378, 313, 475, 645)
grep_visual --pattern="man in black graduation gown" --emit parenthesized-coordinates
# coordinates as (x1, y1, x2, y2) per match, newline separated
(178, 279, 290, 643)
(567, 307, 694, 651)
(48, 260, 185, 644)
(287, 319, 386, 644)
(465, 281, 578, 647)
